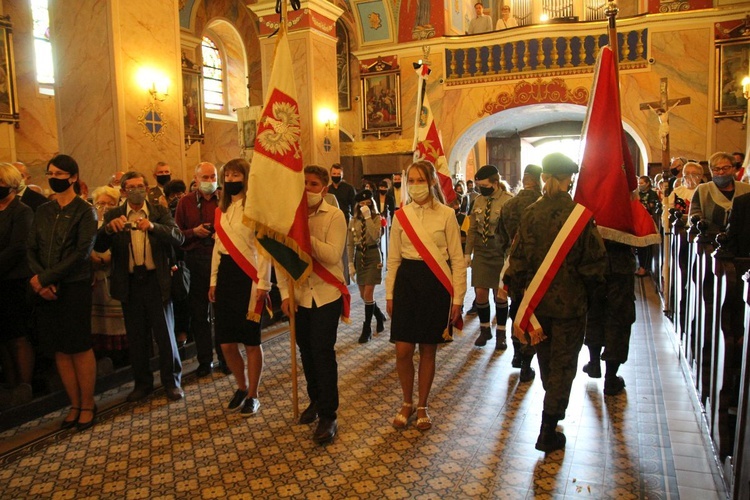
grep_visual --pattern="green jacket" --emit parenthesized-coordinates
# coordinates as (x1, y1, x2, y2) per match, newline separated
(497, 187, 541, 258)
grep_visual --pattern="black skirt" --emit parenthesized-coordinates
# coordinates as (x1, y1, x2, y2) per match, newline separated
(390, 259, 452, 345)
(37, 280, 93, 355)
(214, 254, 261, 346)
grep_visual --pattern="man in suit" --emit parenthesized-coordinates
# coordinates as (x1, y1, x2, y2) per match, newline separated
(95, 171, 185, 402)
(12, 162, 47, 211)
(726, 192, 750, 257)
(147, 161, 172, 206)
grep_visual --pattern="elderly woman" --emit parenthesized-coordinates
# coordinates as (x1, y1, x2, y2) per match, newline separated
(347, 189, 387, 343)
(386, 160, 466, 431)
(28, 155, 98, 430)
(90, 186, 128, 364)
(0, 163, 35, 403)
(506, 153, 606, 452)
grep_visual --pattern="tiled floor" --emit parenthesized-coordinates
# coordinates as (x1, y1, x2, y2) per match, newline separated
(0, 276, 727, 499)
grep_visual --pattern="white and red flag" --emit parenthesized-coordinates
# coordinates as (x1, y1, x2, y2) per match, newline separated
(573, 46, 660, 247)
(412, 63, 458, 205)
(244, 25, 312, 281)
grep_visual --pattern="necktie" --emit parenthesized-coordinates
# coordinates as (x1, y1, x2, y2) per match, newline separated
(482, 197, 493, 245)
(360, 218, 368, 266)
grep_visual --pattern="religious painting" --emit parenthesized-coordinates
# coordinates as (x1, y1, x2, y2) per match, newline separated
(716, 39, 750, 118)
(182, 65, 204, 144)
(0, 17, 19, 123)
(336, 21, 351, 111)
(361, 70, 401, 136)
(237, 105, 261, 152)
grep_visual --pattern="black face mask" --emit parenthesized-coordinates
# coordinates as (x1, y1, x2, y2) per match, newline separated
(670, 167, 680, 176)
(393, 182, 401, 189)
(156, 174, 171, 186)
(49, 177, 72, 193)
(223, 181, 244, 196)
(0, 186, 10, 200)
(378, 189, 387, 195)
(331, 176, 342, 184)
(479, 186, 494, 197)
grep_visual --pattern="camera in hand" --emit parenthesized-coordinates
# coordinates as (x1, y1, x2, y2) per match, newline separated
(203, 223, 215, 234)
(123, 221, 135, 230)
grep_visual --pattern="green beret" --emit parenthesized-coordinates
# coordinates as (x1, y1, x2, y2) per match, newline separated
(542, 153, 578, 175)
(523, 164, 542, 178)
(475, 164, 499, 180)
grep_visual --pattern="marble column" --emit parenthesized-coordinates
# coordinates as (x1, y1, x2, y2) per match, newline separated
(49, 0, 185, 188)
(250, 0, 343, 167)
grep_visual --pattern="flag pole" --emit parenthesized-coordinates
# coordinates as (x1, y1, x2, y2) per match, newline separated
(412, 64, 426, 152)
(605, 2, 620, 85)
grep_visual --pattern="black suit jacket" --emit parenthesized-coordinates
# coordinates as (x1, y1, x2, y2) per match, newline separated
(376, 193, 395, 220)
(20, 187, 49, 212)
(726, 192, 750, 257)
(94, 202, 184, 303)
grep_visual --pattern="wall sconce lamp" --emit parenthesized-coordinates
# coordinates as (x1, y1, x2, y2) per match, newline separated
(149, 81, 169, 102)
(137, 68, 169, 102)
(319, 108, 338, 135)
(742, 76, 750, 100)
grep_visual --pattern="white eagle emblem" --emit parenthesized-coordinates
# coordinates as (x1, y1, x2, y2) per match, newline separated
(257, 101, 302, 159)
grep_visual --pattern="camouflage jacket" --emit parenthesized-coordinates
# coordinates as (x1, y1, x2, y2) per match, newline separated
(506, 192, 606, 319)
(497, 187, 541, 258)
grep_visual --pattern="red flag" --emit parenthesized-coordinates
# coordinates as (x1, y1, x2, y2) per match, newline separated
(413, 64, 458, 204)
(244, 26, 312, 281)
(573, 46, 660, 247)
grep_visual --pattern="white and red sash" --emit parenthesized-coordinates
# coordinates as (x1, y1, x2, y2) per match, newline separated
(312, 260, 350, 323)
(513, 203, 593, 345)
(214, 208, 269, 323)
(395, 203, 462, 340)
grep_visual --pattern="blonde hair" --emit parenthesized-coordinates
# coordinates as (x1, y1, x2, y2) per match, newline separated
(541, 174, 573, 197)
(92, 185, 120, 203)
(406, 160, 446, 204)
(0, 162, 22, 190)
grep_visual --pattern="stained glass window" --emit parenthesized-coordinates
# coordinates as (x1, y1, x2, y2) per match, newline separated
(31, 0, 54, 95)
(202, 36, 224, 112)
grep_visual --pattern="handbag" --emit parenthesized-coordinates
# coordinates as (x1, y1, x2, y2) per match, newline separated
(171, 260, 191, 301)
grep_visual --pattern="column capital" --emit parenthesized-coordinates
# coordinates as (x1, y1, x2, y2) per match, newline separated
(249, 0, 343, 37)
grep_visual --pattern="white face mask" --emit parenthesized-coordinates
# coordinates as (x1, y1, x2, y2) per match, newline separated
(306, 191, 323, 208)
(408, 184, 430, 203)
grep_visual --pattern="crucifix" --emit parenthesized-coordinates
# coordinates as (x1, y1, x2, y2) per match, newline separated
(639, 78, 691, 173)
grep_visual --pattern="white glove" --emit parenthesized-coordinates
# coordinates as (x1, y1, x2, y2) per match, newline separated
(349, 263, 356, 277)
(360, 205, 371, 219)
(464, 255, 472, 268)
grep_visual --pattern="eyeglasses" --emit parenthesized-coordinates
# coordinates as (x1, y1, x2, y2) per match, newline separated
(45, 171, 71, 179)
(710, 166, 732, 174)
(124, 186, 146, 193)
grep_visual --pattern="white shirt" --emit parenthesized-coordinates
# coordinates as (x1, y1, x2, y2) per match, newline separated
(210, 199, 272, 289)
(385, 200, 467, 306)
(277, 200, 347, 308)
(126, 203, 156, 272)
(496, 16, 518, 30)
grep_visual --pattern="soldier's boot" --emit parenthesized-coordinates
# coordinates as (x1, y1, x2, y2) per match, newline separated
(494, 300, 509, 350)
(358, 322, 372, 344)
(495, 329, 507, 350)
(519, 356, 535, 383)
(511, 337, 523, 368)
(535, 412, 566, 453)
(373, 303, 387, 333)
(474, 326, 492, 347)
(582, 344, 602, 378)
(603, 361, 626, 396)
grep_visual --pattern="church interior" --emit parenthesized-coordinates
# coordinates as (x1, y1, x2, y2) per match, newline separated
(2, 0, 750, 498)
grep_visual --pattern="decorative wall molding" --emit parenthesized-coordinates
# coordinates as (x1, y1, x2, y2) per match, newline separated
(479, 78, 589, 116)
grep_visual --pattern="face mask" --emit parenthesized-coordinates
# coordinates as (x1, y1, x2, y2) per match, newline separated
(638, 185, 648, 193)
(156, 174, 171, 186)
(479, 186, 494, 197)
(378, 189, 387, 195)
(127, 188, 147, 205)
(331, 176, 342, 184)
(223, 181, 243, 196)
(670, 167, 680, 176)
(48, 177, 72, 193)
(199, 181, 218, 195)
(393, 182, 401, 189)
(408, 184, 430, 203)
(713, 174, 734, 189)
(306, 191, 322, 207)
(0, 186, 10, 200)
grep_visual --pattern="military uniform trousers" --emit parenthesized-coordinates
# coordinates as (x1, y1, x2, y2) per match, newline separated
(584, 272, 635, 364)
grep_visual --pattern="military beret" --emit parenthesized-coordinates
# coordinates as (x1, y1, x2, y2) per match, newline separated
(542, 153, 578, 175)
(475, 164, 499, 180)
(523, 164, 542, 178)
(355, 189, 373, 203)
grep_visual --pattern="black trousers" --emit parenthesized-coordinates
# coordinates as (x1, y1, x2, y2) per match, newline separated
(295, 298, 342, 419)
(121, 270, 182, 390)
(185, 252, 223, 366)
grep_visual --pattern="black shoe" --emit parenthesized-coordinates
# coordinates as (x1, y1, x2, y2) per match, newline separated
(165, 386, 185, 401)
(535, 427, 566, 452)
(299, 402, 318, 424)
(241, 397, 260, 415)
(313, 417, 338, 444)
(76, 405, 98, 431)
(228, 389, 248, 410)
(466, 304, 478, 315)
(474, 326, 492, 347)
(358, 323, 372, 344)
(495, 330, 507, 350)
(60, 407, 80, 430)
(374, 305, 387, 333)
(582, 361, 602, 379)
(196, 363, 213, 378)
(126, 386, 154, 402)
(604, 376, 626, 396)
(511, 351, 523, 368)
(519, 366, 535, 382)
(214, 361, 232, 375)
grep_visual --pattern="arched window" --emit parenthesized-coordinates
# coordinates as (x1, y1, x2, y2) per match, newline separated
(31, 0, 54, 95)
(202, 36, 224, 112)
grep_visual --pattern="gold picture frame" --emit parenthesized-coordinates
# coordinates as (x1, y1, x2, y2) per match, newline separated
(715, 38, 750, 118)
(361, 69, 401, 136)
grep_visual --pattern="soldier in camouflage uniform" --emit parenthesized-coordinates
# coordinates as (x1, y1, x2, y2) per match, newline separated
(497, 164, 542, 382)
(464, 165, 513, 350)
(506, 153, 606, 452)
(582, 239, 635, 396)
